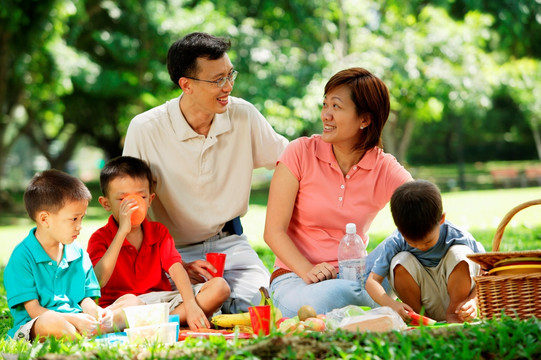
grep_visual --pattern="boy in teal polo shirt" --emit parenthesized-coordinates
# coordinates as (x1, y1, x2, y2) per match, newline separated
(4, 170, 115, 341)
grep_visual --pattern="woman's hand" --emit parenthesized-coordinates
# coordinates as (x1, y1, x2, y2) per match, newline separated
(305, 262, 337, 284)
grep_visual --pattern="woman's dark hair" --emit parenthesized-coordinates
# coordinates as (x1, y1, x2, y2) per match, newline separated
(167, 32, 231, 87)
(100, 156, 153, 197)
(24, 170, 92, 221)
(390, 180, 443, 241)
(324, 67, 390, 151)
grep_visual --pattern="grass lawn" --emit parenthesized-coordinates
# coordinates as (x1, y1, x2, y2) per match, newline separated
(1, 186, 541, 358)
(3, 186, 541, 266)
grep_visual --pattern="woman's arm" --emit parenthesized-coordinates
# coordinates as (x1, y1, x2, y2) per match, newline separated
(264, 163, 336, 284)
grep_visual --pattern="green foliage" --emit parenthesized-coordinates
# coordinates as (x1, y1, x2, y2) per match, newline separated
(2, 0, 541, 197)
(0, 316, 539, 359)
(450, 0, 541, 58)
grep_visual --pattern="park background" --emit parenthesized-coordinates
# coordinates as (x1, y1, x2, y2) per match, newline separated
(1, 0, 541, 267)
(1, 1, 541, 358)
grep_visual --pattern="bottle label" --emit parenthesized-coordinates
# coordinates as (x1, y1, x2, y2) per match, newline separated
(339, 259, 366, 282)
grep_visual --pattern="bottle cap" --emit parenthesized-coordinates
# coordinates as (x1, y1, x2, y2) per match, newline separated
(346, 223, 356, 234)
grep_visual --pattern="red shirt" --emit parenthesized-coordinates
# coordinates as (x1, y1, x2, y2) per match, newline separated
(87, 216, 182, 306)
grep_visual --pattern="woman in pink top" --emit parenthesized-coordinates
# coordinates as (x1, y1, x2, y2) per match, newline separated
(264, 68, 412, 317)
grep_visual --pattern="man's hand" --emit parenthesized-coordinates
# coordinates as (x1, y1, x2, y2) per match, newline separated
(183, 260, 216, 284)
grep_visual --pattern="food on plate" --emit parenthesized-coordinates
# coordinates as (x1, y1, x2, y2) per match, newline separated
(339, 314, 395, 332)
(304, 317, 326, 331)
(407, 311, 436, 326)
(211, 313, 252, 328)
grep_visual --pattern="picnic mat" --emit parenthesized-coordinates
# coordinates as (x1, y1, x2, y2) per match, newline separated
(178, 329, 253, 340)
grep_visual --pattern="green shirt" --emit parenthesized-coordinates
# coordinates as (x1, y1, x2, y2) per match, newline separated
(4, 228, 101, 338)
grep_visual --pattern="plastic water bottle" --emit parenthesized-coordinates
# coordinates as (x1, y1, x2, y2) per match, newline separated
(338, 223, 367, 282)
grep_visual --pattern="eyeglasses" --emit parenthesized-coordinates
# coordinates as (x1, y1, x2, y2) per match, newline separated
(185, 70, 238, 88)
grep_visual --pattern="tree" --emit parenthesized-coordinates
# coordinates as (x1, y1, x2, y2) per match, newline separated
(293, 3, 496, 167)
(500, 59, 541, 160)
(0, 0, 59, 205)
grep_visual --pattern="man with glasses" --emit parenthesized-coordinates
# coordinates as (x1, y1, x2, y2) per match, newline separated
(123, 32, 288, 313)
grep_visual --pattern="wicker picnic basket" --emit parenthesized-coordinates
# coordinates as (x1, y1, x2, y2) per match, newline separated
(467, 199, 541, 320)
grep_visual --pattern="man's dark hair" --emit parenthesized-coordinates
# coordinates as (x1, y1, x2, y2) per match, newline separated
(167, 32, 231, 87)
(390, 180, 443, 241)
(100, 156, 153, 197)
(24, 170, 92, 221)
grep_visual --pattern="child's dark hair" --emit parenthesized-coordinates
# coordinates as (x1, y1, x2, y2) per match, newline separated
(24, 169, 92, 221)
(390, 180, 443, 241)
(100, 156, 153, 196)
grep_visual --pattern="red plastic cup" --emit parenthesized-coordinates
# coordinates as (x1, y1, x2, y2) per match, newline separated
(206, 252, 226, 277)
(248, 305, 271, 336)
(121, 194, 147, 225)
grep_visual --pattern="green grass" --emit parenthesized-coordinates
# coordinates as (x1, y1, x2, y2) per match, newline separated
(0, 316, 539, 359)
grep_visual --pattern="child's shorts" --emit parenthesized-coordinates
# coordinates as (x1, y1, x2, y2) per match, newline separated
(389, 245, 481, 321)
(136, 283, 205, 312)
(12, 316, 40, 341)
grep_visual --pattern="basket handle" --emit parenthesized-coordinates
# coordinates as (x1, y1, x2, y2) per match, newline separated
(492, 199, 541, 251)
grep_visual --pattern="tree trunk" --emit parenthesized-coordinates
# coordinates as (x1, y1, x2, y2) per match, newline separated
(397, 118, 415, 165)
(382, 110, 398, 155)
(337, 0, 348, 58)
(530, 118, 541, 161)
(454, 115, 466, 190)
(382, 110, 414, 165)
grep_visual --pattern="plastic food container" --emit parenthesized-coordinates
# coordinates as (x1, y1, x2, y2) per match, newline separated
(123, 302, 169, 328)
(125, 322, 178, 344)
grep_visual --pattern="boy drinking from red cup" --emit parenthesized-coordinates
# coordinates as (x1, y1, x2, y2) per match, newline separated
(87, 156, 230, 330)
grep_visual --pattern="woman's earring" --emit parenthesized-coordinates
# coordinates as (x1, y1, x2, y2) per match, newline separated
(360, 126, 364, 130)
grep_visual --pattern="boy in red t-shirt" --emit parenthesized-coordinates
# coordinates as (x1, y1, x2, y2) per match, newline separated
(87, 156, 230, 330)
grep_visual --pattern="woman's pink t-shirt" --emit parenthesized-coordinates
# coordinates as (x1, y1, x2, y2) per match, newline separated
(275, 135, 412, 271)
